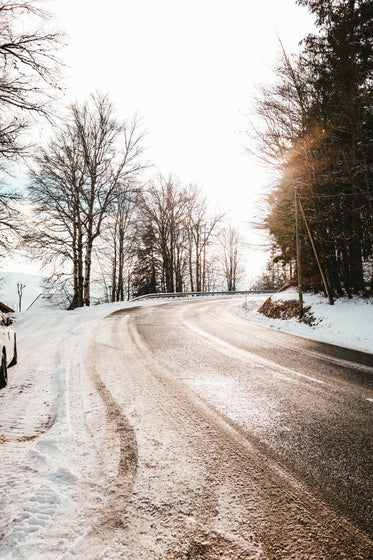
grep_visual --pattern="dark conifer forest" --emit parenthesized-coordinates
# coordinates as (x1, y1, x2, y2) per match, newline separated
(253, 0, 372, 297)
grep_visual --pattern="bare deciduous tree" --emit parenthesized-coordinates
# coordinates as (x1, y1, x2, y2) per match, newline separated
(137, 175, 189, 293)
(28, 93, 146, 307)
(17, 281, 25, 312)
(218, 224, 244, 291)
(185, 186, 224, 292)
(0, 0, 62, 166)
(0, 1, 62, 261)
(102, 180, 141, 302)
(0, 189, 20, 258)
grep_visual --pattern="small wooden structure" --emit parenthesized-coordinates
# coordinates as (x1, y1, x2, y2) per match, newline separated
(0, 302, 15, 314)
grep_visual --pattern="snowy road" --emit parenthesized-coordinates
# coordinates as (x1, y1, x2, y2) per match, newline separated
(0, 297, 372, 559)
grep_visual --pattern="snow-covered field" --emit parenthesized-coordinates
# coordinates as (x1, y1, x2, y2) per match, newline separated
(0, 272, 43, 312)
(0, 302, 118, 558)
(0, 293, 371, 558)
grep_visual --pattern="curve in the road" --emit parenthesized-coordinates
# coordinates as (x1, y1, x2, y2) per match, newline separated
(83, 298, 373, 559)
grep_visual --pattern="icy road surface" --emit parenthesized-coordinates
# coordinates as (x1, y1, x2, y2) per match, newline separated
(0, 296, 372, 559)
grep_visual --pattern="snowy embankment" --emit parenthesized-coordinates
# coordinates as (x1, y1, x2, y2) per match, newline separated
(0, 300, 147, 558)
(239, 288, 373, 355)
(0, 293, 372, 558)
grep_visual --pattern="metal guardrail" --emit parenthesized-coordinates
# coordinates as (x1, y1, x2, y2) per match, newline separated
(129, 290, 275, 302)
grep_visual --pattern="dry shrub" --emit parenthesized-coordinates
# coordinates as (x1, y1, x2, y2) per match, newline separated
(258, 296, 318, 326)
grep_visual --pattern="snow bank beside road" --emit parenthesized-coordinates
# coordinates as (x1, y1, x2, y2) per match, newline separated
(0, 301, 133, 558)
(240, 289, 373, 354)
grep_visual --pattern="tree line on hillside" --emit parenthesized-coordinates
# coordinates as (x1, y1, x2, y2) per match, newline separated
(249, 0, 373, 298)
(0, 1, 244, 307)
(132, 178, 243, 296)
(4, 1, 371, 305)
(26, 94, 244, 306)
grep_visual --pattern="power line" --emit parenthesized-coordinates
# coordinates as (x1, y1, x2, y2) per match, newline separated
(299, 191, 373, 200)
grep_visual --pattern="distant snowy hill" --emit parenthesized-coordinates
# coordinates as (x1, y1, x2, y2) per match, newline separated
(0, 271, 44, 311)
(0, 271, 105, 311)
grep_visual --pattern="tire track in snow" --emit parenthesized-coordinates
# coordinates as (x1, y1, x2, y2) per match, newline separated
(76, 308, 263, 559)
(0, 311, 121, 558)
(71, 309, 139, 557)
(0, 329, 66, 555)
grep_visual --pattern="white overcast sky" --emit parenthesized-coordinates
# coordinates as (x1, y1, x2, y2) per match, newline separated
(15, 0, 316, 278)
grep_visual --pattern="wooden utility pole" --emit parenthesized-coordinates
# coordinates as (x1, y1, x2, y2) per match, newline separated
(298, 198, 334, 305)
(294, 190, 303, 318)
